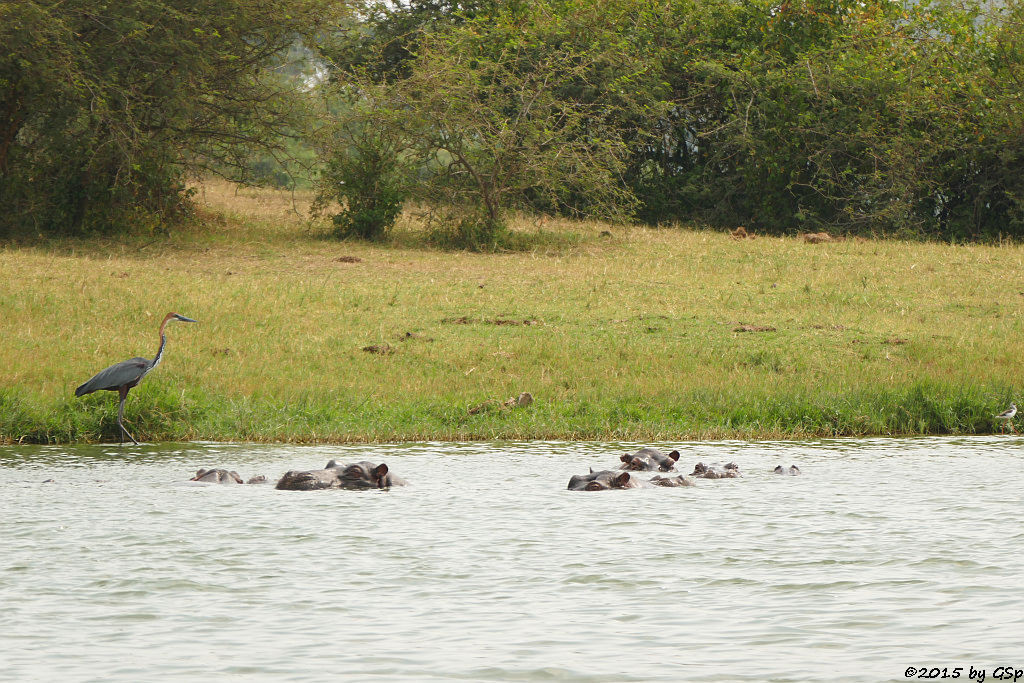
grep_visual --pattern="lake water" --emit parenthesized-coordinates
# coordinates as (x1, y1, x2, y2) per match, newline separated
(1, 437, 1022, 682)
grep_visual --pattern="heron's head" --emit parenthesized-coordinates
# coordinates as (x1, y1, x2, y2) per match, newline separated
(159, 312, 197, 334)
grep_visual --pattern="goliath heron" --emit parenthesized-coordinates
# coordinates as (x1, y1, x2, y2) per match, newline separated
(75, 312, 196, 444)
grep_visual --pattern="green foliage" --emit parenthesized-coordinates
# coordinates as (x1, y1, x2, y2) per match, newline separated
(6, 0, 1023, 241)
(321, 0, 502, 83)
(317, 0, 664, 249)
(1, 380, 1015, 444)
(423, 211, 507, 252)
(0, 0, 339, 236)
(312, 88, 408, 241)
(315, 0, 1024, 240)
(634, 0, 1024, 238)
(327, 170, 406, 242)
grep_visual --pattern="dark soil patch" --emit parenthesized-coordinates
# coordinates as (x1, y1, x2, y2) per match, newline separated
(362, 344, 394, 355)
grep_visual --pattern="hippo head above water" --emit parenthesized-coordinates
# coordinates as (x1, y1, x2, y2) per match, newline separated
(191, 468, 243, 484)
(567, 469, 644, 491)
(648, 474, 696, 487)
(773, 465, 801, 476)
(690, 462, 742, 479)
(275, 460, 407, 491)
(568, 469, 697, 490)
(619, 447, 681, 472)
(190, 469, 268, 484)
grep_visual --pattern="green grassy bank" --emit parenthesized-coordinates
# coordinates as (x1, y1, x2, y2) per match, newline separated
(1, 181, 1021, 444)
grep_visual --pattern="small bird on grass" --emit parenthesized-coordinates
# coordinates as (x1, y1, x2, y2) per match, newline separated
(994, 403, 1017, 433)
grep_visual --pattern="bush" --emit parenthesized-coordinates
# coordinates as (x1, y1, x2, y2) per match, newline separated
(422, 209, 507, 252)
(312, 87, 410, 241)
(317, 139, 406, 241)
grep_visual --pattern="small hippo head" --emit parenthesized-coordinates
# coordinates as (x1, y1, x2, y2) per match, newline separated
(191, 468, 243, 484)
(568, 470, 638, 491)
(619, 454, 647, 470)
(337, 461, 395, 489)
(649, 474, 696, 487)
(276, 461, 406, 491)
(326, 460, 405, 488)
(619, 448, 681, 471)
(773, 465, 801, 475)
(690, 461, 741, 479)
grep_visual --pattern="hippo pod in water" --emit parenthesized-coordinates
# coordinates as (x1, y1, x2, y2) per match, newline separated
(191, 468, 268, 485)
(567, 469, 696, 490)
(690, 462, 741, 479)
(619, 447, 681, 472)
(275, 460, 407, 491)
(773, 465, 801, 475)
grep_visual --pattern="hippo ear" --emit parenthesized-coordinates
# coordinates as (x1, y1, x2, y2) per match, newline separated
(620, 454, 631, 463)
(615, 472, 632, 486)
(373, 463, 389, 477)
(325, 459, 338, 469)
(589, 467, 595, 474)
(668, 450, 680, 461)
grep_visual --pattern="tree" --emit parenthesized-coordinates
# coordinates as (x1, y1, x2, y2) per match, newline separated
(316, 0, 669, 249)
(321, 0, 500, 83)
(311, 84, 411, 241)
(0, 0, 342, 235)
(633, 0, 1024, 238)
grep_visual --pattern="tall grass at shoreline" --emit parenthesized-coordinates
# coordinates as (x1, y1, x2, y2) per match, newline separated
(1, 180, 1021, 443)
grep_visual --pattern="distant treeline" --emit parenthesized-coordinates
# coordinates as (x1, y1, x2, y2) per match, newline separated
(3, 0, 1023, 242)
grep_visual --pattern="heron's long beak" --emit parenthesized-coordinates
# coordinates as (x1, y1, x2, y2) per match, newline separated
(175, 315, 197, 323)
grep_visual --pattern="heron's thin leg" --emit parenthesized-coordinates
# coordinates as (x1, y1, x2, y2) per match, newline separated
(117, 389, 139, 445)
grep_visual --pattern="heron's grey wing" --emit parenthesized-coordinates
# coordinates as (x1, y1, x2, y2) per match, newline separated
(75, 358, 149, 396)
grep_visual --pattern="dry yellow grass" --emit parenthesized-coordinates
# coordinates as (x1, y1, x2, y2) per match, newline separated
(2, 179, 1022, 442)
